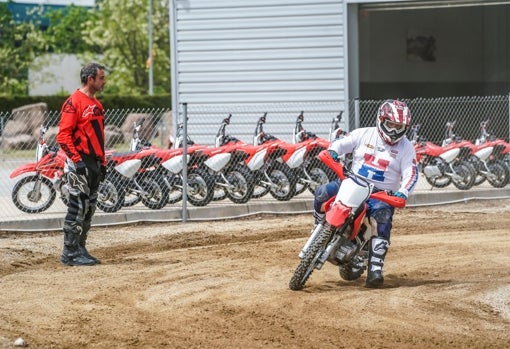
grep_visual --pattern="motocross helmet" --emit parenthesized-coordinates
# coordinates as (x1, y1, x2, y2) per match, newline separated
(376, 99, 411, 145)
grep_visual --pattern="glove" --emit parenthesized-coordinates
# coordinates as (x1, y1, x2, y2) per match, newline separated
(100, 165, 107, 182)
(328, 149, 339, 161)
(394, 191, 407, 200)
(75, 160, 88, 176)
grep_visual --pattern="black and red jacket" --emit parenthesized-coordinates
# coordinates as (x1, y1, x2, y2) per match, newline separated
(57, 89, 106, 166)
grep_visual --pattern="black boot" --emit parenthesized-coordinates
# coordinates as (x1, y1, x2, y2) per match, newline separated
(60, 229, 96, 266)
(79, 232, 101, 264)
(366, 237, 389, 288)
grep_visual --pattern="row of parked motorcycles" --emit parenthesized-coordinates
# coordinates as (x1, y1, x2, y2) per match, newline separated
(10, 114, 508, 215)
(411, 120, 510, 190)
(10, 112, 348, 214)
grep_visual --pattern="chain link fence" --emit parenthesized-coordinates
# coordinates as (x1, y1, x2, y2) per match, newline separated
(1, 95, 510, 229)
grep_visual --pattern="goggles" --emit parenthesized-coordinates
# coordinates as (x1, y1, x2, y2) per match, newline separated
(383, 119, 406, 133)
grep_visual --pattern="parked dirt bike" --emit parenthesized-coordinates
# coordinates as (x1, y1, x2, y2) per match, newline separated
(329, 111, 352, 169)
(288, 149, 406, 291)
(10, 125, 68, 213)
(463, 120, 509, 188)
(158, 121, 217, 207)
(474, 119, 510, 173)
(107, 118, 170, 210)
(10, 124, 125, 214)
(249, 113, 297, 201)
(287, 111, 334, 195)
(207, 114, 255, 203)
(410, 123, 476, 190)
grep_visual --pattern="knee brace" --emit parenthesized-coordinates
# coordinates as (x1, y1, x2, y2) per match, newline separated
(368, 199, 395, 241)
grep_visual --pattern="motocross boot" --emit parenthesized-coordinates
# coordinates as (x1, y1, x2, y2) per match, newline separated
(60, 226, 96, 266)
(366, 236, 389, 288)
(79, 221, 101, 264)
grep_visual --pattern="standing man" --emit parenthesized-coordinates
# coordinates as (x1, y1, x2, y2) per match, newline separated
(56, 62, 107, 266)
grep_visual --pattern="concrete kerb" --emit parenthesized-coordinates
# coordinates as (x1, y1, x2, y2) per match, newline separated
(2, 188, 509, 232)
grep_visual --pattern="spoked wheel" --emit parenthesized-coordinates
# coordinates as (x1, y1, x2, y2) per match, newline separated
(289, 225, 333, 291)
(225, 163, 255, 204)
(139, 175, 169, 209)
(451, 162, 476, 190)
(187, 168, 215, 207)
(250, 170, 270, 199)
(97, 179, 125, 213)
(306, 162, 335, 195)
(268, 163, 297, 201)
(486, 160, 510, 188)
(11, 175, 56, 213)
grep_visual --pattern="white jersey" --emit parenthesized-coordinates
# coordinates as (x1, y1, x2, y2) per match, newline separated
(329, 127, 419, 198)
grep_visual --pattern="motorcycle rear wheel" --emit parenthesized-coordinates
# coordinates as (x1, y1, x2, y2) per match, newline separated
(289, 226, 333, 291)
(11, 175, 56, 214)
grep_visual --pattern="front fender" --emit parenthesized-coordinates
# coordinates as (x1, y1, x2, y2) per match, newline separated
(10, 162, 38, 178)
(325, 203, 351, 228)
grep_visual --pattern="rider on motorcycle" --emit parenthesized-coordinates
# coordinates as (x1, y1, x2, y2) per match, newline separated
(313, 99, 419, 288)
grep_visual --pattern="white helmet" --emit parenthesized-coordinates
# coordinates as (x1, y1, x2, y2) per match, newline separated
(376, 99, 411, 145)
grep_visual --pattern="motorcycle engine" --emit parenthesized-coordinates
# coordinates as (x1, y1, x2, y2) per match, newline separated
(332, 237, 357, 264)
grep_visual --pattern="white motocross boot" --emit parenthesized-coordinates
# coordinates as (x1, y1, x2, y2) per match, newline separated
(366, 236, 389, 288)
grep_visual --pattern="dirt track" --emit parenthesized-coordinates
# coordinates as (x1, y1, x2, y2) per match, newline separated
(1, 199, 510, 349)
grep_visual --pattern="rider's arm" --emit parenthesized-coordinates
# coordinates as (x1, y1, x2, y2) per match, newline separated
(397, 145, 420, 199)
(56, 96, 82, 164)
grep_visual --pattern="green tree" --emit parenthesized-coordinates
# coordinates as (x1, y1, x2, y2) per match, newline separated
(42, 5, 99, 54)
(0, 4, 46, 96)
(83, 0, 171, 95)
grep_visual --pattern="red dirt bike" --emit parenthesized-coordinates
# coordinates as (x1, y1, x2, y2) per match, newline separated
(249, 113, 298, 201)
(10, 125, 126, 213)
(10, 125, 68, 213)
(105, 118, 170, 210)
(289, 149, 406, 291)
(465, 120, 510, 188)
(410, 123, 476, 190)
(286, 111, 334, 195)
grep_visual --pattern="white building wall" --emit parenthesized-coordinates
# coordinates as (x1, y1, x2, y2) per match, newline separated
(170, 0, 347, 144)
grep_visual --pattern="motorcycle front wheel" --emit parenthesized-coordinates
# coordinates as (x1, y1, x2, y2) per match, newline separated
(268, 163, 297, 201)
(451, 162, 476, 190)
(487, 160, 510, 188)
(187, 168, 215, 207)
(96, 178, 125, 213)
(225, 163, 255, 204)
(139, 175, 169, 209)
(11, 175, 56, 214)
(289, 225, 333, 291)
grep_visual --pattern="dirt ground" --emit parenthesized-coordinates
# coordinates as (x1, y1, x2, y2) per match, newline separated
(1, 199, 510, 349)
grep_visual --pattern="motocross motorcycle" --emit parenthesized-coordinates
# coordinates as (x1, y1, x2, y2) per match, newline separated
(157, 121, 217, 207)
(106, 118, 170, 210)
(10, 124, 126, 214)
(463, 120, 509, 188)
(205, 114, 256, 204)
(286, 111, 334, 195)
(10, 125, 68, 213)
(249, 113, 297, 201)
(288, 149, 406, 291)
(474, 119, 510, 174)
(410, 123, 476, 190)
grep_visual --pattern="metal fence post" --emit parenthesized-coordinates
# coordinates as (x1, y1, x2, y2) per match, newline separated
(354, 98, 360, 129)
(181, 103, 188, 223)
